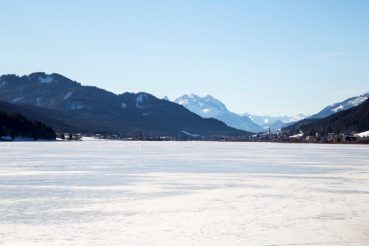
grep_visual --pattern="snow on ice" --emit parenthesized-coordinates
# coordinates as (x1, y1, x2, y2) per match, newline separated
(1, 142, 369, 245)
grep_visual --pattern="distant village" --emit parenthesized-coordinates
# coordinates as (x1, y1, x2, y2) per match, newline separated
(56, 132, 175, 141)
(250, 129, 369, 144)
(55, 129, 369, 144)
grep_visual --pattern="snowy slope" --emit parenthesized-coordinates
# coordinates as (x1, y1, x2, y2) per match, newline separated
(355, 130, 369, 138)
(174, 94, 264, 133)
(311, 92, 369, 119)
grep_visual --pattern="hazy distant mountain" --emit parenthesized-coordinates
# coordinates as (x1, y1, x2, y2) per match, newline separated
(174, 94, 264, 133)
(243, 113, 307, 131)
(0, 73, 249, 139)
(285, 98, 369, 134)
(310, 92, 369, 119)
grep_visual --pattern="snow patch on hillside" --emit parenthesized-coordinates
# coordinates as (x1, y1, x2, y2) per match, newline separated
(11, 97, 22, 103)
(348, 95, 368, 107)
(38, 75, 54, 84)
(68, 102, 87, 110)
(332, 105, 344, 113)
(181, 130, 201, 138)
(136, 94, 150, 109)
(64, 91, 73, 100)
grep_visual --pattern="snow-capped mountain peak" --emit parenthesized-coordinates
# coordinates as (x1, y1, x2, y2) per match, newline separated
(174, 94, 264, 133)
(175, 94, 228, 119)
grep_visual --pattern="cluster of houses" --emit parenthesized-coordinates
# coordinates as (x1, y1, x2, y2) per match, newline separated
(56, 133, 82, 141)
(56, 132, 177, 141)
(250, 130, 369, 144)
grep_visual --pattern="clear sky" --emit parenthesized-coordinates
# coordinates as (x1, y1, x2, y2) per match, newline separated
(1, 0, 369, 116)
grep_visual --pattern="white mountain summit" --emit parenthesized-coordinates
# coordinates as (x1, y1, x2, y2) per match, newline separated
(174, 94, 264, 133)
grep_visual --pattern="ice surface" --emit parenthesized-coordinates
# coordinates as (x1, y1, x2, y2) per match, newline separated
(1, 142, 369, 245)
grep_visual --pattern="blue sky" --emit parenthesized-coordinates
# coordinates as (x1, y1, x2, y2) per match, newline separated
(1, 0, 369, 116)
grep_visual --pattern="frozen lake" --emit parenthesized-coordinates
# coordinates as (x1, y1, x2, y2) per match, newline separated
(1, 141, 369, 245)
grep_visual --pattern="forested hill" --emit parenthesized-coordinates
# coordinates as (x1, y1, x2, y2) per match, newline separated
(0, 110, 56, 140)
(285, 99, 369, 134)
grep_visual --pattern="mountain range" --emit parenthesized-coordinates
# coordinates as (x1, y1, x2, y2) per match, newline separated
(173, 91, 369, 136)
(0, 72, 368, 140)
(0, 73, 249, 140)
(174, 94, 306, 132)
